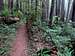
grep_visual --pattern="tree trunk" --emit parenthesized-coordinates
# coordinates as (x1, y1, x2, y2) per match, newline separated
(72, 0, 75, 22)
(59, 0, 65, 21)
(0, 0, 3, 15)
(8, 0, 13, 14)
(8, 0, 13, 9)
(16, 0, 19, 11)
(42, 0, 49, 22)
(56, 0, 60, 16)
(67, 0, 74, 21)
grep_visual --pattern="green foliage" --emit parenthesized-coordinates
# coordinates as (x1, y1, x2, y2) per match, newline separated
(2, 7, 9, 16)
(0, 23, 17, 34)
(52, 16, 60, 26)
(2, 5, 23, 18)
(0, 46, 9, 55)
(0, 23, 18, 56)
(37, 48, 50, 56)
(57, 47, 73, 56)
(12, 10, 23, 18)
(32, 16, 75, 56)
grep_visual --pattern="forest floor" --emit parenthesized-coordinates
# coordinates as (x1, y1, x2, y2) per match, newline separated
(9, 23, 57, 56)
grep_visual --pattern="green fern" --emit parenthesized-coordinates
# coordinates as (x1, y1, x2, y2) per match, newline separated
(37, 48, 50, 56)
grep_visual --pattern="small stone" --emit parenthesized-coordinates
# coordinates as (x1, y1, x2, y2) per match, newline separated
(14, 17, 19, 21)
(34, 38, 38, 42)
(51, 54, 57, 56)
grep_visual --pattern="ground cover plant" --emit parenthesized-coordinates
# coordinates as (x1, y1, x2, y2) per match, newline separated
(30, 16, 75, 56)
(0, 23, 17, 56)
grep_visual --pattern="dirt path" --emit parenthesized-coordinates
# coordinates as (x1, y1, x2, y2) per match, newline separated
(10, 24, 28, 56)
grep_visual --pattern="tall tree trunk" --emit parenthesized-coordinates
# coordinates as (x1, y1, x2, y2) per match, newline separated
(46, 0, 49, 21)
(67, 0, 74, 21)
(49, 0, 54, 19)
(49, 0, 55, 26)
(56, 0, 60, 16)
(53, 0, 56, 16)
(48, 0, 52, 19)
(16, 0, 19, 11)
(0, 0, 3, 15)
(72, 0, 75, 22)
(8, 0, 13, 14)
(20, 1, 22, 11)
(8, 0, 13, 9)
(60, 0, 65, 21)
(42, 0, 50, 22)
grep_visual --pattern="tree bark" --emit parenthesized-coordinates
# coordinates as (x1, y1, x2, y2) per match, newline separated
(42, 0, 49, 22)
(0, 0, 3, 14)
(8, 0, 13, 14)
(8, 0, 13, 9)
(16, 0, 19, 11)
(72, 0, 75, 22)
(59, 0, 65, 21)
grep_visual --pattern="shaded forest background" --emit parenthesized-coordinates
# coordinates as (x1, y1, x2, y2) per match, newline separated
(0, 0, 75, 56)
(0, 0, 75, 22)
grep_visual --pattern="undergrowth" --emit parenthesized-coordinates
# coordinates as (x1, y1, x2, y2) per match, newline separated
(37, 48, 50, 56)
(0, 23, 18, 56)
(0, 13, 28, 56)
(32, 16, 75, 56)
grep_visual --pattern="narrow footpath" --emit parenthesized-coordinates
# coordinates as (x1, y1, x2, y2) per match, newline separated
(10, 24, 28, 56)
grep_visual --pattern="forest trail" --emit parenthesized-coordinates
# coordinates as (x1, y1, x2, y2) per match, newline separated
(10, 24, 28, 56)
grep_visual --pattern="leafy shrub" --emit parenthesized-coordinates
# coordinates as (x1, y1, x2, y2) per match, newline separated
(37, 48, 50, 56)
(0, 23, 17, 34)
(0, 23, 18, 56)
(57, 47, 73, 56)
(32, 16, 75, 56)
(2, 7, 9, 17)
(12, 10, 23, 18)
